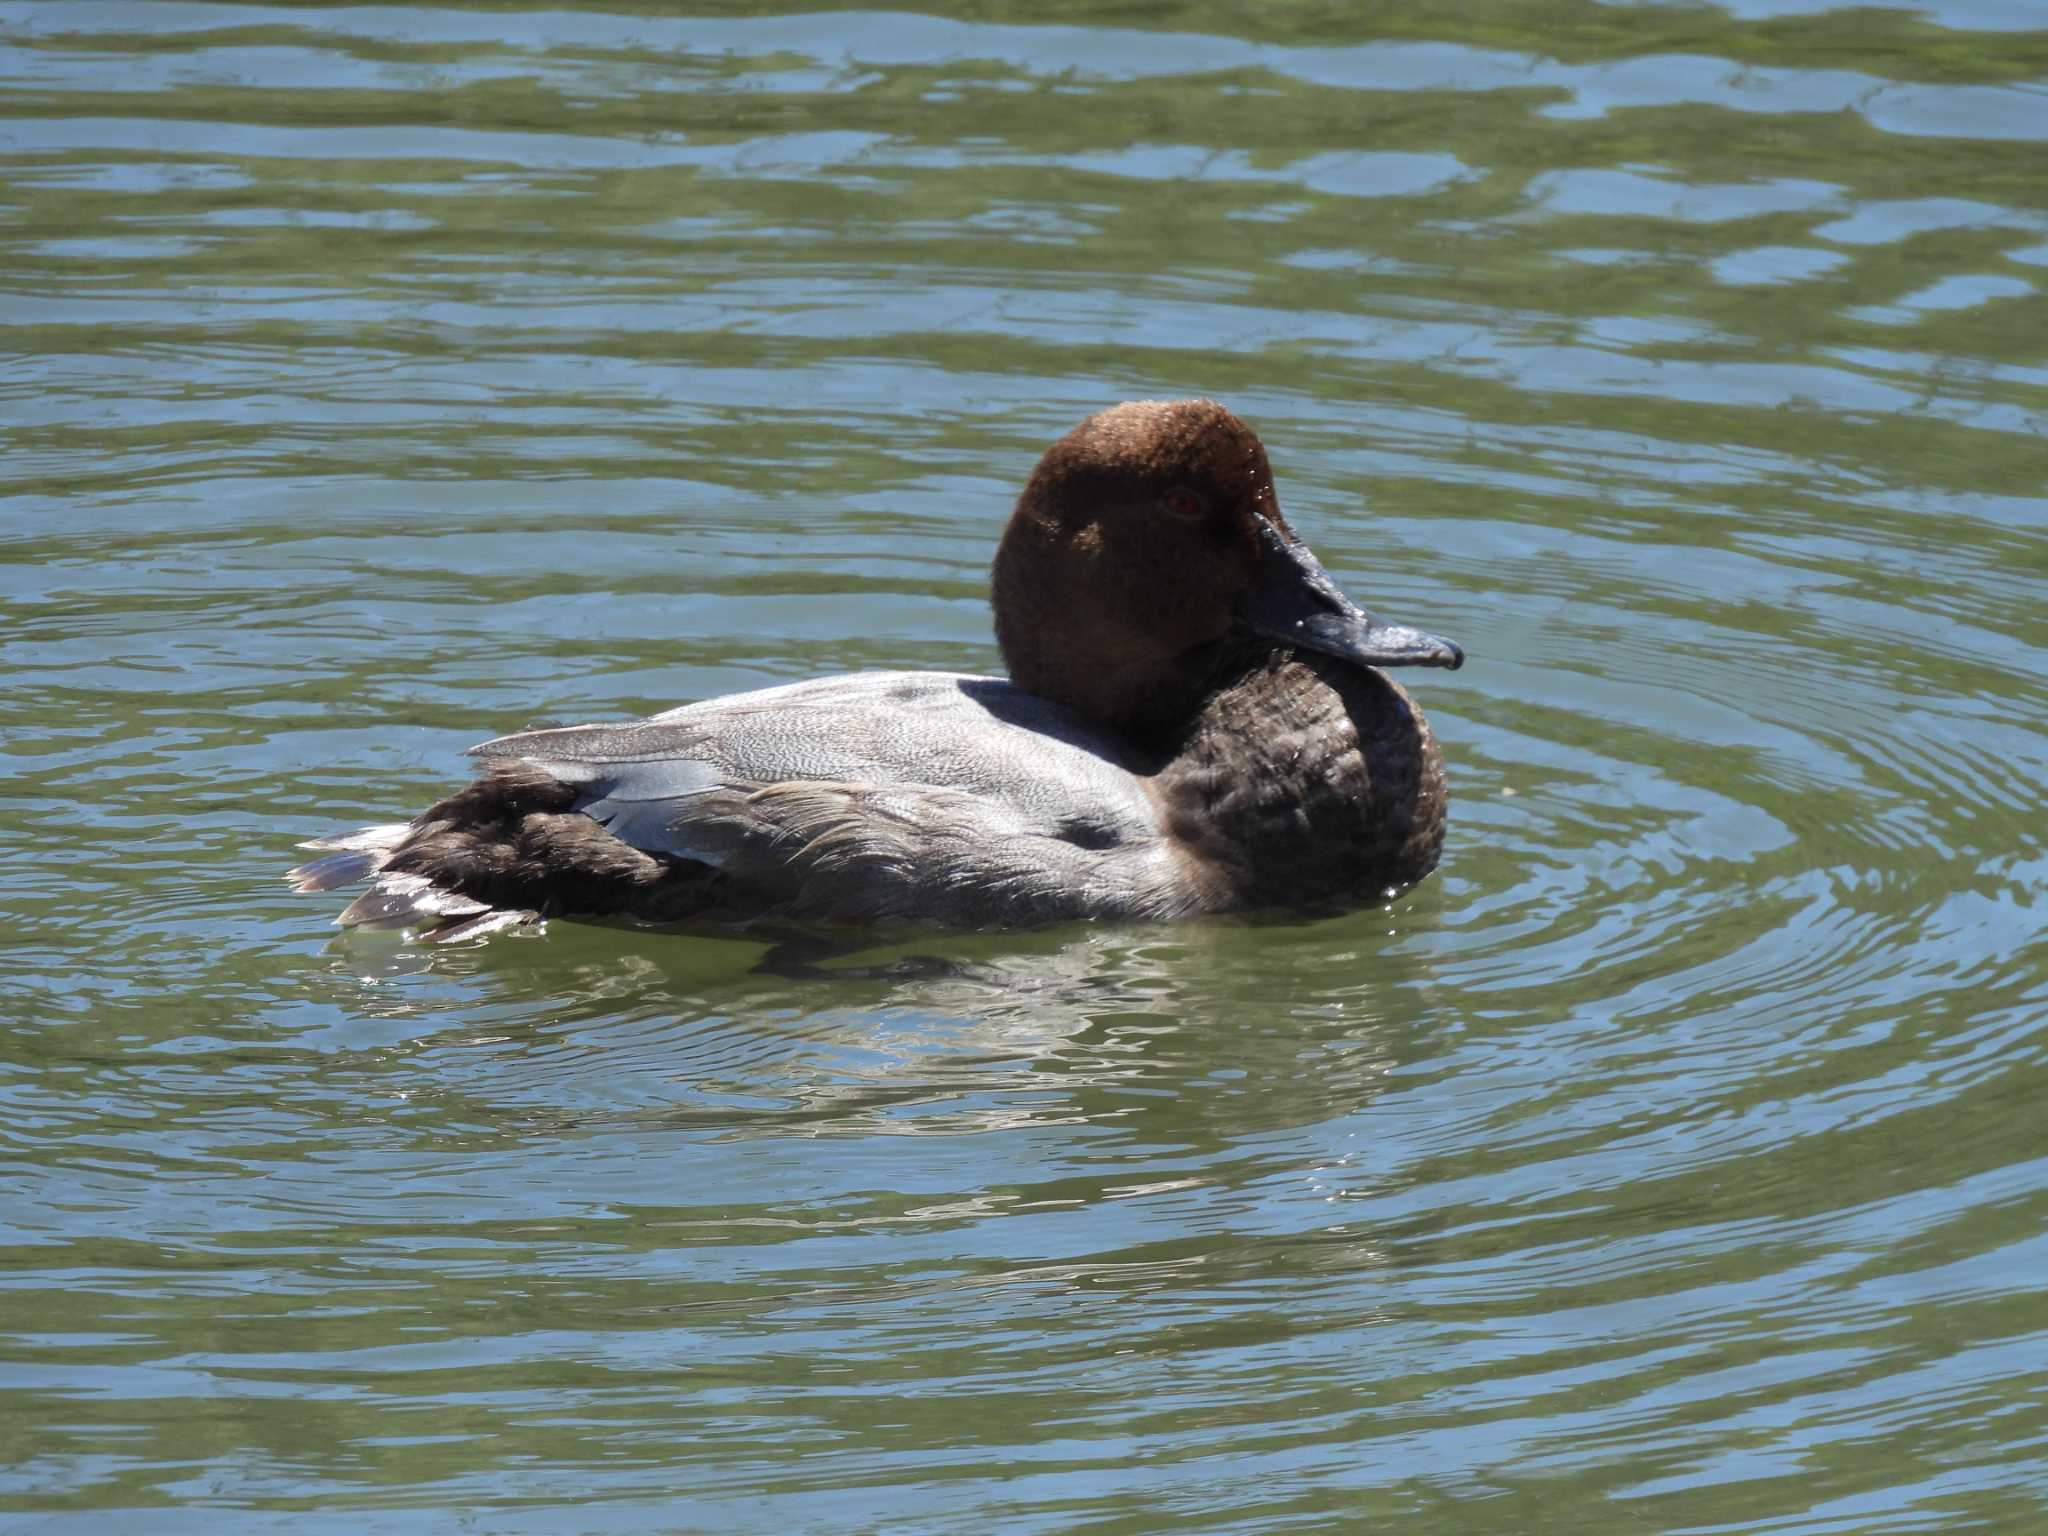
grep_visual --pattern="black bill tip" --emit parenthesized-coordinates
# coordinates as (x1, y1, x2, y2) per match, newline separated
(1241, 522, 1464, 672)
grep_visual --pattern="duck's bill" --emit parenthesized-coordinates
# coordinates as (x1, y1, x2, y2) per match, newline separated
(1286, 608, 1465, 669)
(1240, 522, 1464, 670)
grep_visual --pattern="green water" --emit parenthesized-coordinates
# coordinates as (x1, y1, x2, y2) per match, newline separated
(3, 1, 2046, 1529)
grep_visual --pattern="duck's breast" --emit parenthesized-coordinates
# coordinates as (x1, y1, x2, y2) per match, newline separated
(1153, 655, 1448, 908)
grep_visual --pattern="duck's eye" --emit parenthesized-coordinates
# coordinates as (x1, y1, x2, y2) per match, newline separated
(1163, 487, 1205, 518)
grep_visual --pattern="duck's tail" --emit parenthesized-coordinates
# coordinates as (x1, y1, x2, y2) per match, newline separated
(286, 823, 407, 893)
(286, 819, 542, 944)
(287, 762, 727, 942)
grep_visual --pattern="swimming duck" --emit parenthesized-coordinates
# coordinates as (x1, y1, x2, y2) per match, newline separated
(290, 399, 1463, 939)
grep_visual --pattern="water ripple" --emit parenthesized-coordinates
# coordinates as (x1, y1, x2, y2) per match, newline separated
(4, 0, 2046, 1529)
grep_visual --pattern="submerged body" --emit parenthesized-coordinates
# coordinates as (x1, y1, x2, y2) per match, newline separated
(292, 400, 1461, 939)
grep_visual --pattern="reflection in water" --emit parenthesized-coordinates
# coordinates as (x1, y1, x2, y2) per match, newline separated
(310, 913, 1428, 1149)
(3, 0, 2046, 1528)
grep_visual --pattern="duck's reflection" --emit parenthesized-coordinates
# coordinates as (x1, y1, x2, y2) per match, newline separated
(314, 899, 1446, 1150)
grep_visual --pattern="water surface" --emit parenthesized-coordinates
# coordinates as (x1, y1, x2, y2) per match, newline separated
(4, 1, 2046, 1529)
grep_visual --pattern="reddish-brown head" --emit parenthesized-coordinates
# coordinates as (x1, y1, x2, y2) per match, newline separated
(991, 399, 1460, 743)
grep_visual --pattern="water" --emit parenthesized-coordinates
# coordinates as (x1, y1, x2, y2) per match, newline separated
(4, 1, 2045, 1528)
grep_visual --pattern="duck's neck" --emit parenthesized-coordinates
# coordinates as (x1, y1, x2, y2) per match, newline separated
(1004, 634, 1235, 757)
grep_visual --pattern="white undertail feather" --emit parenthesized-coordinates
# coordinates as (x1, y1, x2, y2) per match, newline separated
(285, 823, 539, 942)
(300, 823, 411, 854)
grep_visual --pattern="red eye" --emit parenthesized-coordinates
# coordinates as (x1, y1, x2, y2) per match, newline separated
(1164, 488, 1203, 518)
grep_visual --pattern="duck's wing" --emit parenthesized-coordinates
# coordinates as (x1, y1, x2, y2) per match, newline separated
(466, 672, 1195, 925)
(294, 673, 1202, 933)
(474, 673, 1144, 851)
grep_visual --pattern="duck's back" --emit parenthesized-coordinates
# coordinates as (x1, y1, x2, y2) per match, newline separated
(520, 672, 1156, 853)
(295, 672, 1207, 934)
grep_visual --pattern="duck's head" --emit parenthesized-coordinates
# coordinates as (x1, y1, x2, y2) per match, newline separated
(992, 399, 1462, 742)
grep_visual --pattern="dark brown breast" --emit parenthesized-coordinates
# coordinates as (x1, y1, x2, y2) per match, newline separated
(1150, 650, 1448, 911)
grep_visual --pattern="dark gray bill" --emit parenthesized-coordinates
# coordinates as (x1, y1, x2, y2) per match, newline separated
(1238, 521, 1464, 670)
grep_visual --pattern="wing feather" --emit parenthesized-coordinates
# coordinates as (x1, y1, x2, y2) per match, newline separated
(296, 671, 1193, 931)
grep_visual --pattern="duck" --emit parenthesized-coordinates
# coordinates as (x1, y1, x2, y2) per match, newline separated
(289, 399, 1463, 940)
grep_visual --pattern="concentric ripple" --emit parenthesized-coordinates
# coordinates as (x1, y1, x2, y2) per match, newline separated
(3, 0, 2045, 1530)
